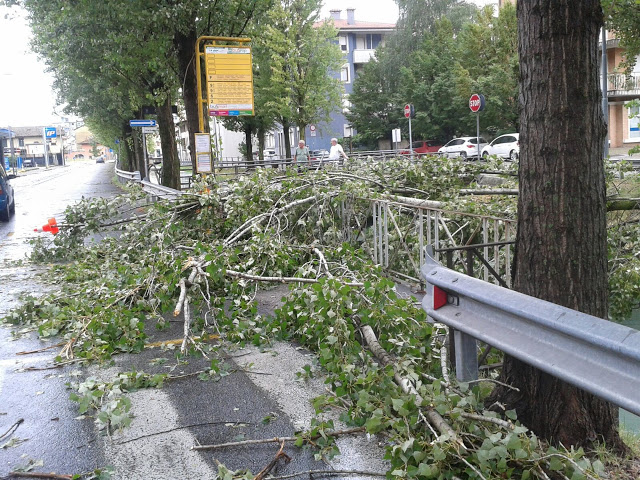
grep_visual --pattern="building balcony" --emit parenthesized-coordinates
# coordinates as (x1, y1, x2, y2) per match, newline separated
(608, 73, 640, 101)
(353, 49, 376, 64)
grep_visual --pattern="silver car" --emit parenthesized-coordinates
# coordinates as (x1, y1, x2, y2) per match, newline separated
(481, 133, 520, 161)
(437, 137, 488, 160)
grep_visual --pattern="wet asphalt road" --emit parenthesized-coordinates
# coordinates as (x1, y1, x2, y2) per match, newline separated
(0, 162, 389, 479)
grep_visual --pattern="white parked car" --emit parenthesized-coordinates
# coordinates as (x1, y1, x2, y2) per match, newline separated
(481, 133, 520, 161)
(437, 137, 488, 159)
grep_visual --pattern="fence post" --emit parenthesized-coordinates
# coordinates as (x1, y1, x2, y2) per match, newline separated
(454, 331, 478, 381)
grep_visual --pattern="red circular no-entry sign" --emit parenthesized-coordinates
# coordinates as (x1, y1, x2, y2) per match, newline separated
(469, 94, 485, 113)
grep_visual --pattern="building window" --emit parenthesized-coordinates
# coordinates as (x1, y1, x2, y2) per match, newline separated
(629, 105, 640, 139)
(340, 64, 350, 83)
(18, 138, 24, 147)
(365, 34, 381, 50)
(339, 35, 348, 53)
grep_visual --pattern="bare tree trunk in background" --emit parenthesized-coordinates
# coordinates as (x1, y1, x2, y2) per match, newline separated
(175, 25, 203, 172)
(245, 124, 254, 167)
(132, 129, 145, 176)
(489, 0, 625, 451)
(158, 96, 180, 190)
(282, 118, 292, 160)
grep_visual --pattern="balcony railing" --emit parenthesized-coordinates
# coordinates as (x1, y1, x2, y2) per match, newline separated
(608, 73, 640, 95)
(353, 49, 376, 64)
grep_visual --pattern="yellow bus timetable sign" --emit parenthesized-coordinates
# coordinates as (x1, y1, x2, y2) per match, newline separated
(205, 46, 254, 116)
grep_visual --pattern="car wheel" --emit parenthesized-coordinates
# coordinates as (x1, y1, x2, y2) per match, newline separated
(459, 151, 467, 160)
(0, 203, 10, 222)
(482, 151, 489, 159)
(10, 198, 15, 214)
(510, 150, 519, 161)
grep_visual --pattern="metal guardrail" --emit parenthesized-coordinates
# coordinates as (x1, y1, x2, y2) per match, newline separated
(420, 249, 640, 416)
(114, 166, 141, 183)
(140, 179, 185, 200)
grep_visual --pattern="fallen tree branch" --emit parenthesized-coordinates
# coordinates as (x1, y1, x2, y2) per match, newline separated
(0, 418, 23, 439)
(459, 412, 514, 430)
(192, 426, 365, 451)
(114, 420, 242, 445)
(6, 473, 72, 480)
(16, 344, 64, 355)
(224, 194, 322, 246)
(254, 440, 290, 480)
(266, 470, 387, 479)
(359, 324, 464, 448)
(224, 269, 364, 287)
(459, 189, 518, 196)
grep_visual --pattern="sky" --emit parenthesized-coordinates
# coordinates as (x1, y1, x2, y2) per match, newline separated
(0, 0, 497, 129)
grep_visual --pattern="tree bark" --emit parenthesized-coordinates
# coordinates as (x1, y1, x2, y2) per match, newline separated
(282, 118, 292, 160)
(158, 95, 180, 190)
(174, 25, 203, 172)
(132, 128, 145, 176)
(245, 124, 254, 167)
(489, 0, 625, 451)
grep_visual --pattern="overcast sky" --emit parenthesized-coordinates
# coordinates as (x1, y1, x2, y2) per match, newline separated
(0, 1, 497, 128)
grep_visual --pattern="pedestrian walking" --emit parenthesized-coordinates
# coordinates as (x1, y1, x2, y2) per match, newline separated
(294, 140, 310, 172)
(328, 138, 348, 165)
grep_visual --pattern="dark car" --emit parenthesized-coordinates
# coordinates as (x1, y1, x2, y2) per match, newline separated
(95, 155, 106, 164)
(400, 140, 443, 155)
(0, 163, 16, 221)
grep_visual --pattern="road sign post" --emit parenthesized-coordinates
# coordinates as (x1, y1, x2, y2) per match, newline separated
(469, 94, 485, 161)
(404, 104, 414, 158)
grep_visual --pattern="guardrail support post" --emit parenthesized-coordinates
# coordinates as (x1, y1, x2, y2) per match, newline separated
(453, 331, 478, 381)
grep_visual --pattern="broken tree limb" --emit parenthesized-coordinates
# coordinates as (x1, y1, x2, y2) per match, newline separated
(191, 426, 366, 451)
(607, 198, 640, 211)
(0, 418, 23, 439)
(359, 324, 463, 447)
(224, 195, 323, 246)
(7, 473, 72, 480)
(266, 470, 387, 479)
(254, 440, 290, 480)
(224, 269, 364, 287)
(459, 189, 518, 196)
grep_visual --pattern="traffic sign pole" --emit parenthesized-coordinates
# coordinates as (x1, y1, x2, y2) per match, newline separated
(476, 113, 480, 162)
(469, 94, 485, 162)
(42, 128, 49, 168)
(404, 103, 414, 159)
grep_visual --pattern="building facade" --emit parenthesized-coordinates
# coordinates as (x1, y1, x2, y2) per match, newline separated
(301, 9, 395, 153)
(604, 33, 640, 150)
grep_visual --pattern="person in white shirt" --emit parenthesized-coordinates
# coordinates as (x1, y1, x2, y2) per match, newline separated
(328, 137, 348, 164)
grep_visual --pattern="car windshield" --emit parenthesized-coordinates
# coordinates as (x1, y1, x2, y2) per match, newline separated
(469, 138, 487, 144)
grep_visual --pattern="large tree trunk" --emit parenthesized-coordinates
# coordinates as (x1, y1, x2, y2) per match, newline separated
(490, 0, 625, 451)
(245, 124, 254, 167)
(174, 25, 204, 173)
(132, 129, 145, 176)
(158, 96, 180, 190)
(282, 118, 292, 160)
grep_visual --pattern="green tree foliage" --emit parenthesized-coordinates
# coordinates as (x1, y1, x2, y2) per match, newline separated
(603, 0, 640, 70)
(22, 0, 181, 182)
(348, 3, 518, 145)
(254, 0, 343, 158)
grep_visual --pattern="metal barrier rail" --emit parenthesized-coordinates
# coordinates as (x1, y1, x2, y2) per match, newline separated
(140, 179, 185, 201)
(114, 166, 141, 183)
(420, 249, 640, 416)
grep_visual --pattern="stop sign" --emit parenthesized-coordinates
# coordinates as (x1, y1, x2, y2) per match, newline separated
(469, 93, 485, 113)
(404, 104, 411, 118)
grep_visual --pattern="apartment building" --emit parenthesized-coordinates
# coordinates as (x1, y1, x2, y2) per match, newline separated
(604, 33, 640, 150)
